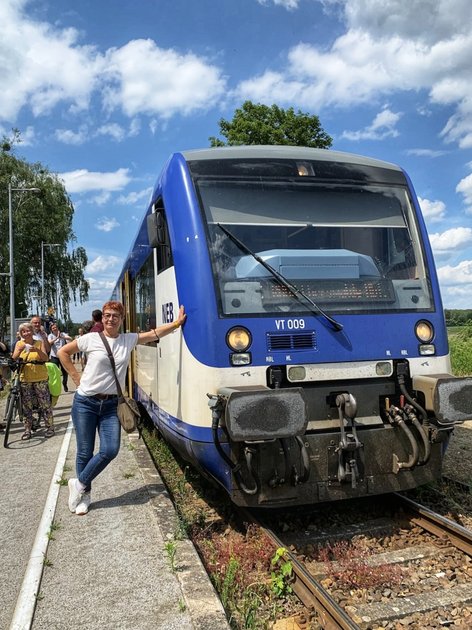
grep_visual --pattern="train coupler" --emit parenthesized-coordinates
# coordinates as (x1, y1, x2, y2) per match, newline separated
(335, 393, 363, 488)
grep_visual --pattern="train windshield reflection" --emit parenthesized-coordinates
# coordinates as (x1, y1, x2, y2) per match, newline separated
(197, 179, 433, 315)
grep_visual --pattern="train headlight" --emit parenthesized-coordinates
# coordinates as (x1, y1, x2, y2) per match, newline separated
(419, 344, 436, 355)
(375, 361, 393, 376)
(415, 320, 434, 343)
(230, 352, 252, 366)
(288, 366, 306, 381)
(226, 327, 252, 352)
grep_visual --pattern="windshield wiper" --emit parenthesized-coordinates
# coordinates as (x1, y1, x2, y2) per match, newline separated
(216, 223, 343, 332)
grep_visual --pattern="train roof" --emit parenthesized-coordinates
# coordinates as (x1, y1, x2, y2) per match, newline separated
(179, 145, 402, 172)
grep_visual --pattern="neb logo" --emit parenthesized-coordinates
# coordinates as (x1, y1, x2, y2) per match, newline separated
(162, 302, 174, 323)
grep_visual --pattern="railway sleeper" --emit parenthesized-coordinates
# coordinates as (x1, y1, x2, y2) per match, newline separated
(348, 582, 472, 628)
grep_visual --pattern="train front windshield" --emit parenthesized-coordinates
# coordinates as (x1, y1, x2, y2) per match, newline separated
(194, 165, 434, 316)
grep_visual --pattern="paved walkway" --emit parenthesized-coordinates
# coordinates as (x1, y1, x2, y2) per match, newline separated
(0, 383, 228, 630)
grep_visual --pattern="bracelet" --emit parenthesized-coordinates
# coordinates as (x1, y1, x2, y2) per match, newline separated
(153, 329, 160, 342)
(173, 321, 181, 329)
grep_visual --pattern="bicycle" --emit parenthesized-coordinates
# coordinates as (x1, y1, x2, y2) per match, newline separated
(1, 358, 45, 448)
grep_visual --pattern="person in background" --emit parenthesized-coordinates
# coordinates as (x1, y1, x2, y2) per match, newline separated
(30, 316, 51, 430)
(0, 340, 9, 398)
(73, 328, 84, 367)
(58, 301, 186, 516)
(89, 309, 104, 333)
(48, 323, 72, 392)
(82, 320, 94, 333)
(0, 340, 9, 430)
(79, 321, 94, 368)
(12, 322, 54, 440)
(30, 315, 51, 355)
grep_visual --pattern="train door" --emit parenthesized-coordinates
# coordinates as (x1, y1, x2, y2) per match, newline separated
(131, 251, 159, 409)
(122, 271, 136, 397)
(148, 199, 176, 418)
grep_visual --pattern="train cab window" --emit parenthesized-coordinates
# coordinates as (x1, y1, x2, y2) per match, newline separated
(153, 199, 174, 273)
(196, 176, 434, 316)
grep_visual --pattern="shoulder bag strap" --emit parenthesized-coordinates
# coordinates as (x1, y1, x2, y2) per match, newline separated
(99, 332, 124, 399)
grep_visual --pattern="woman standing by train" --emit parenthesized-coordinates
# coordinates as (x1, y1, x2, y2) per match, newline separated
(58, 300, 186, 515)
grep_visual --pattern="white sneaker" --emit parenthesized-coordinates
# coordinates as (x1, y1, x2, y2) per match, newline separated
(68, 478, 84, 513)
(75, 492, 91, 515)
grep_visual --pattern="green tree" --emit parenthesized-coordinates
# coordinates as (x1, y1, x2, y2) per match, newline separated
(0, 132, 89, 340)
(209, 101, 332, 148)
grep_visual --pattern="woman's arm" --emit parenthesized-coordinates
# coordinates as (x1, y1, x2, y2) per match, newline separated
(38, 328, 51, 354)
(34, 340, 49, 362)
(12, 342, 25, 360)
(57, 340, 81, 387)
(137, 305, 187, 345)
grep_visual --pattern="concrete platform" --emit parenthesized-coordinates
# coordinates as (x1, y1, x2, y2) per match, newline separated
(0, 384, 228, 630)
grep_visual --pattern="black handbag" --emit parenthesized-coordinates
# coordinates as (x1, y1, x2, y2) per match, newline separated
(99, 333, 141, 434)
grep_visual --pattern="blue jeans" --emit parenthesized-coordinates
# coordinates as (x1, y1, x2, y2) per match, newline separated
(71, 393, 121, 492)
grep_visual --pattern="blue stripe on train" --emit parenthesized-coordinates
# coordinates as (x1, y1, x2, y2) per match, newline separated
(134, 383, 233, 493)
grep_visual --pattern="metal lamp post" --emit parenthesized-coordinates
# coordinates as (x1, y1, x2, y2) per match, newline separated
(41, 242, 61, 316)
(3, 183, 41, 345)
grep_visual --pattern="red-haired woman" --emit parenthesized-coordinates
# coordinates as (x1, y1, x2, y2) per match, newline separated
(58, 300, 186, 515)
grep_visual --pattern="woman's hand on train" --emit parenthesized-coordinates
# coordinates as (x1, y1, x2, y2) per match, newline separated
(175, 305, 186, 328)
(138, 305, 187, 345)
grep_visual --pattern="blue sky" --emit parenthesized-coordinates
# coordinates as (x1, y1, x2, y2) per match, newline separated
(1, 0, 472, 323)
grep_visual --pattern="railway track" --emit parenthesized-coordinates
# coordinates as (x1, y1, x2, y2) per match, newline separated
(255, 494, 472, 629)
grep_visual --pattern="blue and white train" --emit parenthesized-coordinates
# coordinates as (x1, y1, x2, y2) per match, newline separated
(112, 146, 471, 507)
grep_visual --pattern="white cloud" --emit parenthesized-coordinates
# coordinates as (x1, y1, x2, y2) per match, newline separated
(341, 107, 401, 141)
(456, 172, 472, 209)
(59, 168, 131, 193)
(0, 3, 226, 126)
(96, 123, 126, 142)
(429, 227, 472, 252)
(129, 118, 141, 136)
(406, 148, 447, 158)
(55, 126, 89, 145)
(257, 0, 300, 9)
(0, 0, 102, 120)
(437, 259, 472, 284)
(418, 197, 446, 223)
(86, 255, 121, 274)
(91, 191, 112, 206)
(96, 217, 120, 232)
(235, 0, 472, 148)
(116, 188, 152, 205)
(343, 0, 471, 43)
(102, 39, 226, 119)
(56, 120, 140, 145)
(149, 119, 158, 135)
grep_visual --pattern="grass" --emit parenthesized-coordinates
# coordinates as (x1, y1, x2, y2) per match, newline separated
(164, 539, 178, 571)
(142, 422, 296, 629)
(314, 540, 403, 590)
(47, 520, 61, 541)
(449, 328, 472, 376)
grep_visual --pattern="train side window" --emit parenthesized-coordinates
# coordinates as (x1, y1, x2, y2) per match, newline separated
(152, 199, 174, 273)
(135, 254, 156, 332)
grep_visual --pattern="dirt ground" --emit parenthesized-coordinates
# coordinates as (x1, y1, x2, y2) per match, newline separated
(442, 420, 472, 486)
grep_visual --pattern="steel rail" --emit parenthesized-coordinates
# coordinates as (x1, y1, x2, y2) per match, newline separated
(394, 492, 472, 556)
(260, 521, 360, 630)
